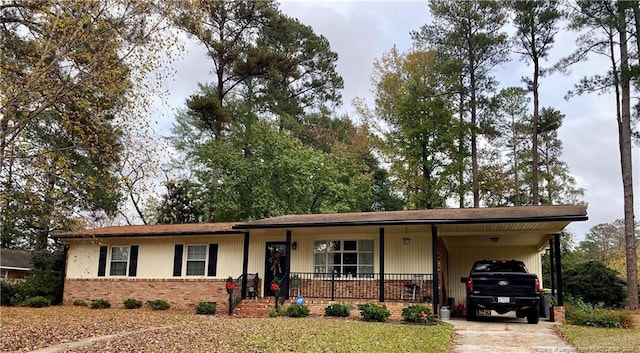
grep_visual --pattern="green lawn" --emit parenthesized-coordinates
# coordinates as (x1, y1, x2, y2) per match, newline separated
(0, 307, 454, 352)
(558, 324, 640, 353)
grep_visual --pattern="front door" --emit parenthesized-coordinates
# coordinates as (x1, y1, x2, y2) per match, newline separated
(264, 242, 288, 297)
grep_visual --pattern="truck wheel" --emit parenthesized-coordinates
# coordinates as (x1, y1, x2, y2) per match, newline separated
(527, 308, 539, 324)
(466, 303, 476, 321)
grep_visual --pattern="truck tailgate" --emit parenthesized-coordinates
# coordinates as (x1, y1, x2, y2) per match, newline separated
(471, 273, 538, 297)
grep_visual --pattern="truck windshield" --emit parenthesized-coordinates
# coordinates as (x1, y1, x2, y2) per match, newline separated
(472, 261, 527, 273)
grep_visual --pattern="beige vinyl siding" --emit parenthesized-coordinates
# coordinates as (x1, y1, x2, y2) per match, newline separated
(64, 236, 244, 279)
(383, 229, 433, 274)
(447, 246, 543, 306)
(66, 242, 101, 278)
(246, 234, 274, 280)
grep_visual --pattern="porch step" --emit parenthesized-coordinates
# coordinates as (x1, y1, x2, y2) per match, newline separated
(233, 298, 280, 317)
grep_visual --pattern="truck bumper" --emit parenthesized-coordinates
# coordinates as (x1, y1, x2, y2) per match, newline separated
(469, 295, 540, 312)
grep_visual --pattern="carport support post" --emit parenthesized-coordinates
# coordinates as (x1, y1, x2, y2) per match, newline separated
(241, 232, 250, 298)
(553, 233, 563, 306)
(432, 224, 439, 317)
(379, 228, 385, 302)
(549, 239, 555, 301)
(285, 230, 292, 299)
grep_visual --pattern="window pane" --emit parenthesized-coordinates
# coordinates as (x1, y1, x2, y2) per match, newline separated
(111, 247, 128, 261)
(359, 253, 373, 265)
(360, 266, 374, 274)
(344, 253, 357, 264)
(359, 240, 373, 251)
(314, 241, 328, 253)
(344, 266, 357, 277)
(186, 261, 205, 276)
(314, 239, 374, 277)
(328, 266, 341, 276)
(110, 246, 128, 276)
(344, 241, 357, 251)
(187, 245, 206, 260)
(109, 262, 127, 276)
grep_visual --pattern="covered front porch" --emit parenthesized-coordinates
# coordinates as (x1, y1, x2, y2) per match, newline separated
(232, 205, 587, 316)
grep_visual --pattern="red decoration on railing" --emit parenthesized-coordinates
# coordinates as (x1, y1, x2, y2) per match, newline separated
(270, 283, 280, 292)
(225, 276, 235, 295)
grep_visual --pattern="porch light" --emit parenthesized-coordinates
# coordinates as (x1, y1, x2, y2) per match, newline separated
(490, 237, 499, 243)
(291, 241, 297, 250)
(402, 237, 410, 245)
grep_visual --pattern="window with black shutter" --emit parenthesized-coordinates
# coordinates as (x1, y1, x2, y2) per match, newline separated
(173, 244, 183, 277)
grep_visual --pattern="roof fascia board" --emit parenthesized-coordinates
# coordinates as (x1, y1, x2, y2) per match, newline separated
(233, 215, 588, 230)
(0, 266, 31, 271)
(55, 230, 245, 239)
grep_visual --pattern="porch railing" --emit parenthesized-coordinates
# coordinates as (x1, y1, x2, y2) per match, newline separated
(287, 272, 433, 302)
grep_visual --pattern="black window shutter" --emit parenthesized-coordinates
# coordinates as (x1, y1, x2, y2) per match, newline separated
(173, 244, 183, 277)
(128, 245, 139, 277)
(207, 244, 218, 276)
(98, 246, 108, 277)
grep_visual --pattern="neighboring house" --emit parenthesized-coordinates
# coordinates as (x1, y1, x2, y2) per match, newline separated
(0, 248, 33, 281)
(55, 205, 587, 315)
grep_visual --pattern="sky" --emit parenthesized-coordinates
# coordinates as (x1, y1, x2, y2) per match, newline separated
(149, 1, 639, 242)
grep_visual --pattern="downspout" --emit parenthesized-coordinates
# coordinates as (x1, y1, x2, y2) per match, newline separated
(241, 232, 250, 298)
(432, 224, 439, 317)
(379, 228, 385, 302)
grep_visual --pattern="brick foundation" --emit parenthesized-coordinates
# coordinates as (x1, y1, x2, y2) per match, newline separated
(63, 278, 231, 311)
(235, 298, 434, 320)
(302, 299, 432, 319)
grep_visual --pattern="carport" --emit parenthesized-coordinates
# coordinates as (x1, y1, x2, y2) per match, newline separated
(437, 205, 587, 318)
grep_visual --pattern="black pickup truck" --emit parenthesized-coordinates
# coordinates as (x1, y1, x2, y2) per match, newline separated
(462, 260, 541, 324)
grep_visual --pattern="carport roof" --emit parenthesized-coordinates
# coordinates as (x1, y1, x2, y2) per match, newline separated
(233, 205, 587, 229)
(54, 222, 242, 239)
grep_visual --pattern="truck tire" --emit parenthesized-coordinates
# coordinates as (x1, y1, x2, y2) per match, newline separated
(527, 308, 539, 324)
(466, 303, 476, 321)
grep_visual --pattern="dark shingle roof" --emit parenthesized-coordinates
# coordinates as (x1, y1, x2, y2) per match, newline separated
(54, 222, 242, 239)
(233, 205, 587, 229)
(53, 206, 588, 238)
(0, 248, 33, 270)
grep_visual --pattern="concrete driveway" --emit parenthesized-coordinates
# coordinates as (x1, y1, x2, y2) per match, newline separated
(447, 314, 577, 353)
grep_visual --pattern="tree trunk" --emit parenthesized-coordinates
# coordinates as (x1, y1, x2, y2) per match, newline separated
(35, 162, 57, 251)
(470, 68, 479, 208)
(617, 4, 638, 309)
(531, 42, 540, 205)
(1, 144, 15, 248)
(458, 88, 466, 208)
(512, 116, 520, 206)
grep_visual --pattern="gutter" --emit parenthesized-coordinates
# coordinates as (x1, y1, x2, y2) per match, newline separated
(53, 230, 246, 240)
(233, 215, 589, 230)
